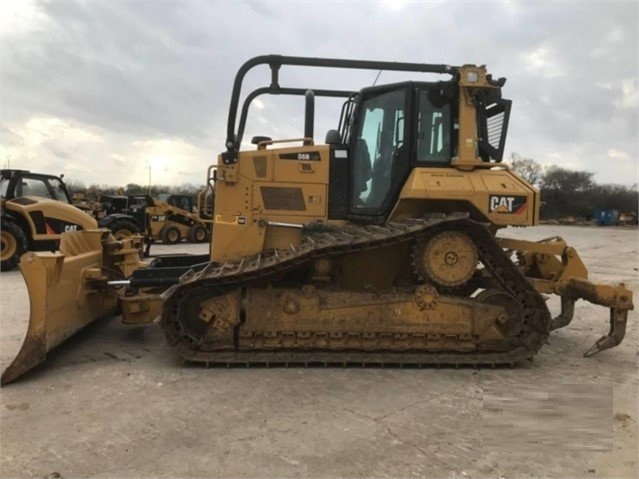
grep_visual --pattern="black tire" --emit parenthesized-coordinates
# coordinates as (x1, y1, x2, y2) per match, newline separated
(161, 225, 181, 244)
(109, 219, 141, 241)
(1, 219, 28, 272)
(188, 224, 208, 243)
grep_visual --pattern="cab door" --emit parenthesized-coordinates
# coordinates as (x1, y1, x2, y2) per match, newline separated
(348, 85, 410, 221)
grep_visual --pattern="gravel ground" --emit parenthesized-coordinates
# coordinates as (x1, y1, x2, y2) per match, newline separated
(0, 225, 637, 479)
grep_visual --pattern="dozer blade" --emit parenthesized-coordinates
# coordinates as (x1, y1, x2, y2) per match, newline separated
(1, 230, 119, 385)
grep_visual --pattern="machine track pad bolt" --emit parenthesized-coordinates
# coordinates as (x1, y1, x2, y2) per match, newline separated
(284, 299, 300, 314)
(314, 257, 332, 274)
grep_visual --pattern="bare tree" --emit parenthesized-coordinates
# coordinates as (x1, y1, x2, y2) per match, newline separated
(541, 166, 594, 192)
(507, 152, 543, 186)
(62, 178, 86, 195)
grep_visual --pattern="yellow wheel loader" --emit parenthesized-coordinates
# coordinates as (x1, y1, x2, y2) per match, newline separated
(0, 169, 98, 272)
(2, 56, 633, 384)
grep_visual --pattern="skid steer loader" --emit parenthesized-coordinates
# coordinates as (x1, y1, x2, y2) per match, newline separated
(1, 55, 633, 385)
(158, 193, 215, 222)
(96, 194, 210, 244)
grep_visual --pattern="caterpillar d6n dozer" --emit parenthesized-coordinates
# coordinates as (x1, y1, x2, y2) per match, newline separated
(2, 55, 633, 385)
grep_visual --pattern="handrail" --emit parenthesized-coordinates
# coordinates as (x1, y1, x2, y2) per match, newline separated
(223, 55, 457, 163)
(196, 165, 215, 225)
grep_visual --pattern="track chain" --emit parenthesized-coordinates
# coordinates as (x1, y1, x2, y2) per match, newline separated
(161, 214, 551, 366)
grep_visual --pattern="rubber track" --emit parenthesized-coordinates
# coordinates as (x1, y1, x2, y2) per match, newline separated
(161, 215, 551, 366)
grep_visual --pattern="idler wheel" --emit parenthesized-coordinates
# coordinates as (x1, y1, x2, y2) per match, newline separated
(414, 231, 478, 288)
(476, 289, 523, 337)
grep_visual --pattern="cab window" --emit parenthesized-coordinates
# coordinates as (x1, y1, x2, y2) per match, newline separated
(49, 178, 70, 203)
(351, 88, 406, 211)
(0, 178, 8, 198)
(20, 178, 51, 198)
(416, 88, 452, 165)
(179, 197, 192, 212)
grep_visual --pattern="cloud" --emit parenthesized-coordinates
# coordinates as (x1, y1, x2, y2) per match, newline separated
(0, 116, 210, 187)
(522, 47, 564, 78)
(0, 1, 45, 35)
(1, 117, 104, 171)
(1, 1, 637, 187)
(617, 78, 638, 109)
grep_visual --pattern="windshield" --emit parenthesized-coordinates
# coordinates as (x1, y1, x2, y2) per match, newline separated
(20, 177, 51, 198)
(49, 178, 71, 203)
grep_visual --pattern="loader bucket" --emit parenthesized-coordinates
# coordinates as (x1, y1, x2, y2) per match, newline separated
(1, 230, 119, 385)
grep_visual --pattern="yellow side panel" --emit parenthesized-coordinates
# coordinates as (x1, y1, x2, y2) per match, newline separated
(5, 197, 98, 242)
(211, 144, 331, 262)
(211, 220, 265, 262)
(272, 149, 329, 184)
(400, 167, 539, 226)
(416, 171, 474, 197)
(252, 182, 327, 218)
(235, 145, 330, 184)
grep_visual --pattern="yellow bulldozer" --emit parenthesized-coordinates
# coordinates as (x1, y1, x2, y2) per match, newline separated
(1, 55, 633, 385)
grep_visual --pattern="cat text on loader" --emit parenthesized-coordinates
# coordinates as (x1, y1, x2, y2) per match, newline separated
(2, 55, 633, 384)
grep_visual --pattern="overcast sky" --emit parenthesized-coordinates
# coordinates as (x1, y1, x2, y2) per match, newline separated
(1, 1, 637, 189)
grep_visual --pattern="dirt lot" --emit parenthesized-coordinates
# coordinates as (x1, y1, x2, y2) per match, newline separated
(1, 225, 637, 478)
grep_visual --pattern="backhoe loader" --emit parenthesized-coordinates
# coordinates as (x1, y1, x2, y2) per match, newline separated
(1, 55, 633, 384)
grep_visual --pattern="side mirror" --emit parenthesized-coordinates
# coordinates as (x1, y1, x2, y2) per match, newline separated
(251, 136, 272, 145)
(325, 129, 341, 145)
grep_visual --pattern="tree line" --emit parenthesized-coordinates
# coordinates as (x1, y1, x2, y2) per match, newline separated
(64, 181, 204, 199)
(507, 153, 638, 220)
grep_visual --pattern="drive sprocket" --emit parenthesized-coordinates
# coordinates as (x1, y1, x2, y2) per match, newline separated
(413, 230, 478, 288)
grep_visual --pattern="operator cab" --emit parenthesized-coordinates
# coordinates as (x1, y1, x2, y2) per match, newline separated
(346, 81, 456, 219)
(221, 56, 511, 224)
(0, 169, 72, 203)
(158, 194, 195, 213)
